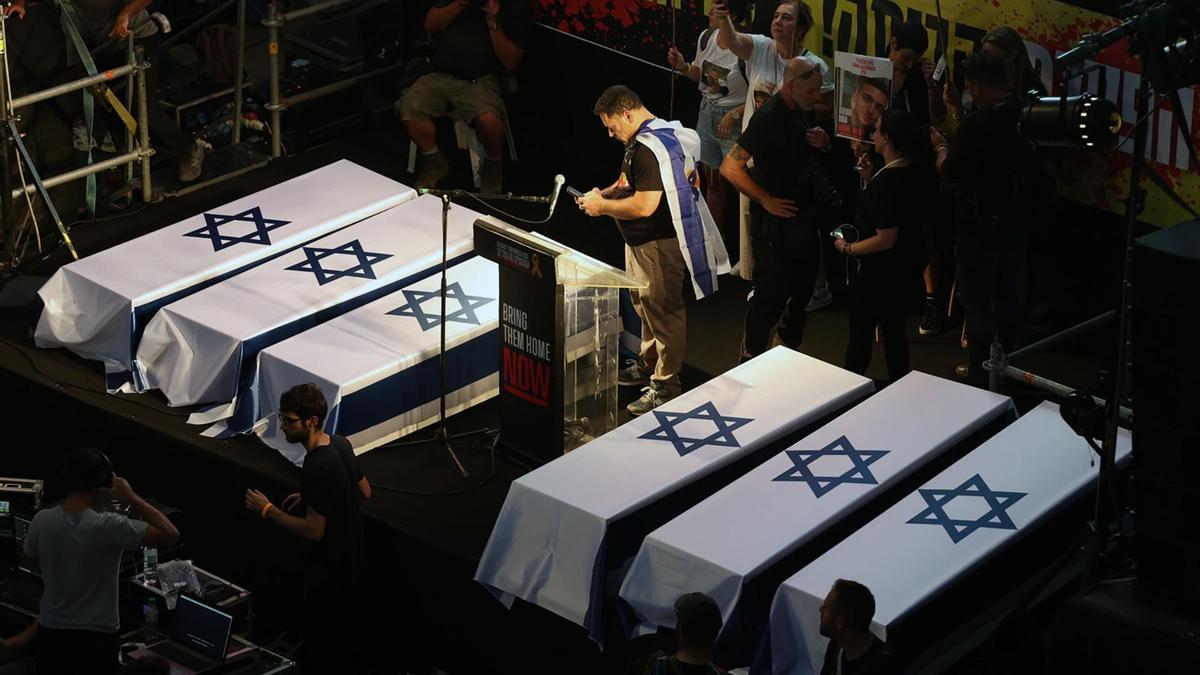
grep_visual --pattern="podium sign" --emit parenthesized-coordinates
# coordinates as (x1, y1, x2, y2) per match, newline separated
(475, 217, 646, 464)
(474, 220, 564, 458)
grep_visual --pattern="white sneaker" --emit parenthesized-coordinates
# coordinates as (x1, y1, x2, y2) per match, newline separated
(805, 284, 832, 312)
(72, 122, 96, 152)
(627, 384, 679, 416)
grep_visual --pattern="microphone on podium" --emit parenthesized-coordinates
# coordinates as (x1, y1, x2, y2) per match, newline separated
(547, 174, 566, 216)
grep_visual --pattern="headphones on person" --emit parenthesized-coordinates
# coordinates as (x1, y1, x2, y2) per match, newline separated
(63, 447, 114, 492)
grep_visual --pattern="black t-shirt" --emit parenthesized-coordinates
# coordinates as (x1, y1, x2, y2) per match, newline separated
(820, 637, 900, 675)
(854, 163, 929, 276)
(300, 435, 365, 590)
(891, 72, 931, 128)
(941, 95, 1033, 227)
(736, 93, 831, 211)
(430, 0, 530, 81)
(613, 142, 676, 247)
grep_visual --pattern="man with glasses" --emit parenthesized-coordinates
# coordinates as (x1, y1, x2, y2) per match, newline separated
(244, 384, 368, 674)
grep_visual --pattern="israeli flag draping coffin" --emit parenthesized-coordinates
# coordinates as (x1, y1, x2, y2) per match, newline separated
(35, 161, 412, 387)
(764, 402, 1132, 675)
(617, 372, 1014, 655)
(134, 195, 482, 411)
(253, 256, 500, 466)
(474, 347, 873, 642)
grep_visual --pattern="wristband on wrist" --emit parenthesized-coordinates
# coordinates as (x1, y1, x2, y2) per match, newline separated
(260, 502, 273, 519)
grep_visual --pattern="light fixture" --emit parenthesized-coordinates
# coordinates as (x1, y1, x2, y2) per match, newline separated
(1020, 92, 1122, 150)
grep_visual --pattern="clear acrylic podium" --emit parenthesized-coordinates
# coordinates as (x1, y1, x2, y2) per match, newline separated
(474, 216, 647, 463)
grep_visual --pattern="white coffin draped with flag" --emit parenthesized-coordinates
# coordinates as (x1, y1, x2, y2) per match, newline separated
(254, 256, 500, 465)
(764, 402, 1133, 675)
(474, 347, 873, 642)
(35, 161, 412, 389)
(617, 372, 1015, 658)
(134, 195, 482, 420)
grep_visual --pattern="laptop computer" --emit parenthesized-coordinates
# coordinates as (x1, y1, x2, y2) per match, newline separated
(131, 595, 254, 674)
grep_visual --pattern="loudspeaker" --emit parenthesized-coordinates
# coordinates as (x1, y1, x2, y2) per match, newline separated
(1132, 218, 1200, 619)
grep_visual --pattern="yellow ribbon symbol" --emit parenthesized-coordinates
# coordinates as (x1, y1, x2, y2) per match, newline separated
(530, 252, 543, 279)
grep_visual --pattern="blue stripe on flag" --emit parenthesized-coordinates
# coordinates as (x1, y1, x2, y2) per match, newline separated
(125, 239, 322, 384)
(225, 251, 477, 433)
(335, 329, 499, 435)
(645, 127, 714, 298)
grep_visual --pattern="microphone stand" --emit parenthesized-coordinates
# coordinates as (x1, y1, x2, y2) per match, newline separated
(393, 187, 552, 478)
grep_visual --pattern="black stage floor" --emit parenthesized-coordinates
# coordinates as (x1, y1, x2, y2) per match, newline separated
(0, 134, 1123, 673)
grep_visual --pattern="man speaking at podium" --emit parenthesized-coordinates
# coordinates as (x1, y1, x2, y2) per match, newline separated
(577, 85, 729, 416)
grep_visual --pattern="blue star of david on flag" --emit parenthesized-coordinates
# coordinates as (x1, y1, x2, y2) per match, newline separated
(638, 401, 753, 457)
(387, 282, 494, 331)
(772, 435, 889, 498)
(284, 239, 393, 286)
(906, 473, 1028, 544)
(182, 206, 290, 251)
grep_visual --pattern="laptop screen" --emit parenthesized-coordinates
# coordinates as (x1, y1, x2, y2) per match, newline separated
(173, 595, 233, 660)
(0, 500, 11, 539)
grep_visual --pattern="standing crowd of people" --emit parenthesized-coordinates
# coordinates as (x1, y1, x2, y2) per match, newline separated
(564, 0, 1048, 413)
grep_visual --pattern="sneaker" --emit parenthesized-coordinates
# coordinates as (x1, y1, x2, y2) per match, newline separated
(618, 359, 650, 388)
(627, 384, 678, 416)
(99, 132, 116, 153)
(415, 151, 449, 189)
(480, 157, 503, 194)
(805, 283, 832, 312)
(919, 302, 945, 335)
(72, 122, 96, 152)
(178, 139, 212, 183)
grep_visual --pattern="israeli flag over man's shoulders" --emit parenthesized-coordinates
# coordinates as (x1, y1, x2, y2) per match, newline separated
(635, 119, 730, 299)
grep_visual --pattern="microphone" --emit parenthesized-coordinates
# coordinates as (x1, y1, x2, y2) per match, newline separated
(547, 174, 565, 215)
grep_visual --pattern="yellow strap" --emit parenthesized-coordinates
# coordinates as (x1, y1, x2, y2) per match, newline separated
(93, 82, 138, 135)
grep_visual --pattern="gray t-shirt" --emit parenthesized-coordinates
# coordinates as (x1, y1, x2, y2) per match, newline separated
(62, 0, 158, 44)
(24, 507, 148, 632)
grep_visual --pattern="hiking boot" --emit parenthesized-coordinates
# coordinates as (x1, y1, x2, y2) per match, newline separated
(178, 139, 212, 183)
(919, 302, 945, 335)
(480, 157, 503, 194)
(618, 359, 651, 388)
(805, 283, 832, 312)
(627, 384, 679, 416)
(415, 151, 449, 189)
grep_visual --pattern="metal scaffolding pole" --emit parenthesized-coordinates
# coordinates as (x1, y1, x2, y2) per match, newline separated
(10, 150, 153, 200)
(265, 2, 282, 158)
(125, 34, 135, 195)
(135, 46, 153, 202)
(281, 0, 355, 23)
(10, 65, 137, 110)
(233, 0, 247, 144)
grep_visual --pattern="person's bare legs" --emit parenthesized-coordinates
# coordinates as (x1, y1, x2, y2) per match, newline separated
(474, 111, 505, 193)
(405, 118, 438, 153)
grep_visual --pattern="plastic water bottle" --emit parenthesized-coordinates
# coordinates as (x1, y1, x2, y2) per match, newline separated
(143, 597, 159, 640)
(143, 547, 159, 588)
